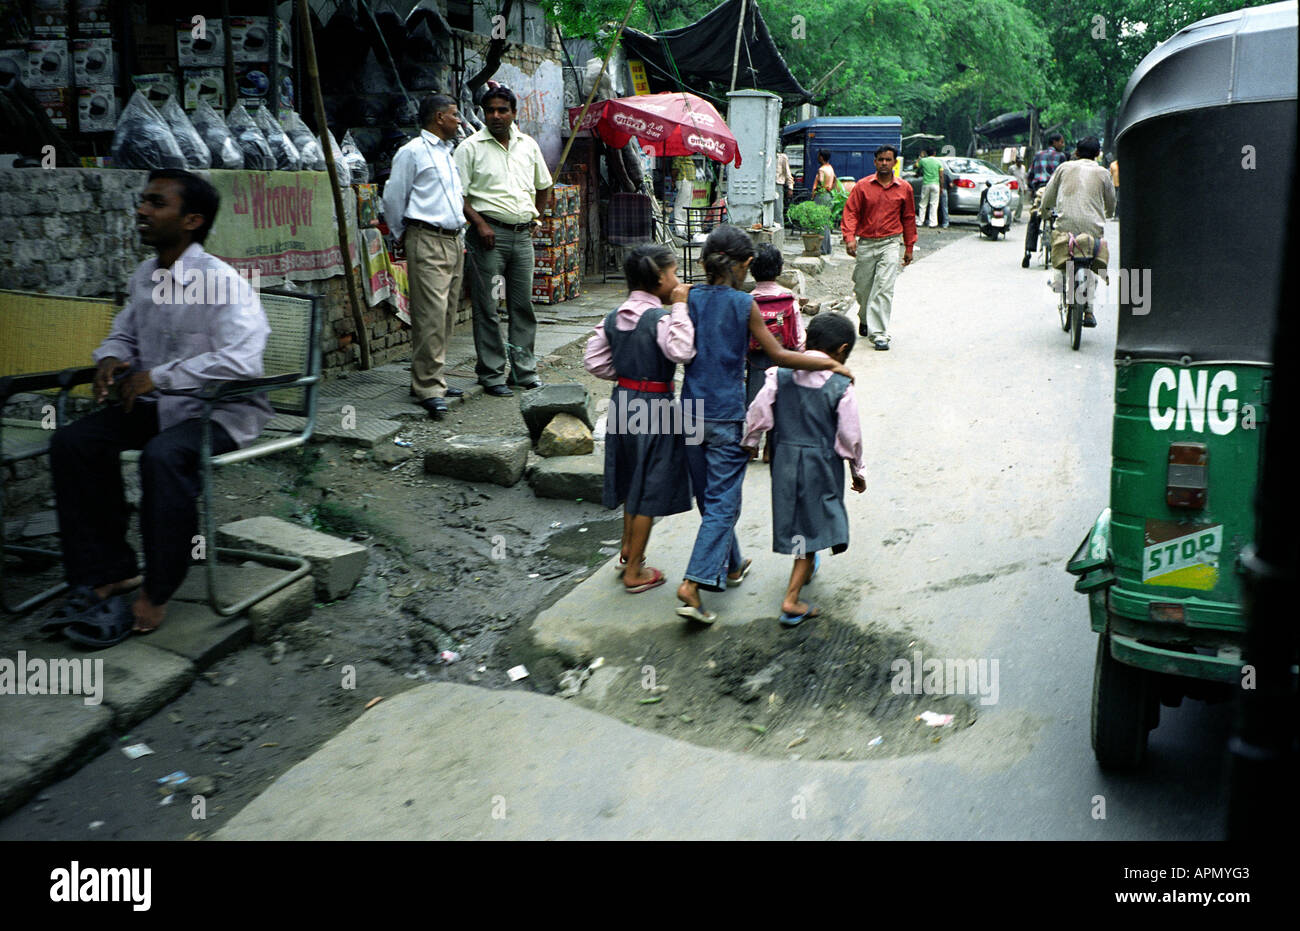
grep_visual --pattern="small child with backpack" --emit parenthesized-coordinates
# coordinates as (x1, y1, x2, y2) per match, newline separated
(745, 244, 805, 462)
(743, 312, 866, 626)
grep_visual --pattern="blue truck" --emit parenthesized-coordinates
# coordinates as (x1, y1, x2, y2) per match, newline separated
(780, 116, 904, 191)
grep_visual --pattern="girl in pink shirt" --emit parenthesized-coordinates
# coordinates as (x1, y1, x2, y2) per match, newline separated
(584, 244, 695, 593)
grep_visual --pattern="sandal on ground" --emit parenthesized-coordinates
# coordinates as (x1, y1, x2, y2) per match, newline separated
(39, 584, 102, 634)
(63, 594, 135, 649)
(779, 603, 820, 627)
(676, 597, 717, 623)
(624, 567, 666, 594)
(725, 558, 754, 588)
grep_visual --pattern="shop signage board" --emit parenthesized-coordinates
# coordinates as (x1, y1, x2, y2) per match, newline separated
(204, 169, 358, 285)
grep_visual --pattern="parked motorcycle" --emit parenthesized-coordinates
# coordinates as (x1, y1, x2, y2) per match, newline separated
(978, 181, 1013, 240)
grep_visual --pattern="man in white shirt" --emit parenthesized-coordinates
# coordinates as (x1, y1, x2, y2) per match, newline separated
(1040, 136, 1115, 327)
(46, 169, 270, 645)
(455, 85, 553, 397)
(383, 93, 468, 419)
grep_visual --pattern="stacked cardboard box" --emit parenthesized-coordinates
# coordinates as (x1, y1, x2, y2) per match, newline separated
(532, 183, 580, 305)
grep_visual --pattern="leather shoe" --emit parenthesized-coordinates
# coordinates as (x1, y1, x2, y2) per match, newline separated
(1021, 252, 1031, 268)
(873, 339, 890, 351)
(419, 397, 448, 419)
(858, 323, 870, 338)
(445, 387, 464, 398)
(484, 384, 513, 398)
(516, 379, 543, 391)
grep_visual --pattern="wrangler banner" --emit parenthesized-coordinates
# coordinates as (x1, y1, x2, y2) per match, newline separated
(203, 170, 358, 285)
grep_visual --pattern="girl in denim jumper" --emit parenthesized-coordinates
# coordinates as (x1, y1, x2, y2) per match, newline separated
(676, 225, 852, 623)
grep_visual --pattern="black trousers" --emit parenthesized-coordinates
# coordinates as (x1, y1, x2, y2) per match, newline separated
(1024, 205, 1042, 256)
(50, 403, 235, 605)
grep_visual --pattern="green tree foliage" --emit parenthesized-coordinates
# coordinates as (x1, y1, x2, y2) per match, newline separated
(542, 0, 1278, 152)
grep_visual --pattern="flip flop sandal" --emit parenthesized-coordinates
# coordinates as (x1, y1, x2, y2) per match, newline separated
(779, 604, 820, 627)
(624, 568, 666, 594)
(725, 558, 754, 587)
(39, 584, 102, 634)
(676, 602, 717, 624)
(63, 594, 135, 649)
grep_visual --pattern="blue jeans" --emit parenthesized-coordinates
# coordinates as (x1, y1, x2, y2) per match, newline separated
(684, 419, 749, 591)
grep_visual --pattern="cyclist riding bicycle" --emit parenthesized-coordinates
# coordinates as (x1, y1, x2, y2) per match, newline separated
(1021, 132, 1068, 268)
(1038, 136, 1116, 328)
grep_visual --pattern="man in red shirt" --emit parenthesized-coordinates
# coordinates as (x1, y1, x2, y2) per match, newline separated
(842, 145, 916, 350)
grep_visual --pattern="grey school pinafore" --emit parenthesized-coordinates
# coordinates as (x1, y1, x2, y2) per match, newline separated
(769, 368, 852, 555)
(601, 307, 692, 516)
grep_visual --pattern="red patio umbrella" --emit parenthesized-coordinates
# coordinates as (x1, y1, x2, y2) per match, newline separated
(569, 92, 741, 167)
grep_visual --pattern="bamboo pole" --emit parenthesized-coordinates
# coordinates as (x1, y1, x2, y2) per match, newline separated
(556, 0, 641, 171)
(297, 0, 371, 369)
(729, 0, 748, 92)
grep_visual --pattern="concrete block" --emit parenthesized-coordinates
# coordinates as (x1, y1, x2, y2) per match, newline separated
(776, 268, 807, 296)
(537, 413, 594, 457)
(792, 256, 824, 276)
(94, 641, 197, 729)
(528, 454, 605, 500)
(424, 434, 530, 487)
(310, 415, 401, 448)
(519, 383, 593, 443)
(0, 693, 113, 817)
(247, 574, 316, 642)
(140, 599, 252, 667)
(217, 516, 369, 602)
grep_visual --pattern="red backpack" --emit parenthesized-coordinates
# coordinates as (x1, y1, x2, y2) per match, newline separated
(749, 293, 800, 352)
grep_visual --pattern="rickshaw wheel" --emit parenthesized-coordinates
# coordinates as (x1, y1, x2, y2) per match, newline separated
(1091, 634, 1152, 771)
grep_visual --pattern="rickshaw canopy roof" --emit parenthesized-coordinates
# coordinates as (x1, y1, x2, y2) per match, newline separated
(1113, 1, 1296, 363)
(1116, 0, 1297, 143)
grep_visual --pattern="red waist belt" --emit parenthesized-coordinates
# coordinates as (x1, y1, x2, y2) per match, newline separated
(617, 377, 671, 393)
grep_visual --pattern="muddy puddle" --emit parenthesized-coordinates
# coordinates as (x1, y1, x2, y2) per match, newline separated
(507, 612, 978, 762)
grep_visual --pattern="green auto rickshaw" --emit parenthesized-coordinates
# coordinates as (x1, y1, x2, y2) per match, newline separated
(1066, 0, 1297, 770)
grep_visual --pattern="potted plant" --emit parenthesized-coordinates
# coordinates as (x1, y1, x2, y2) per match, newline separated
(787, 200, 833, 256)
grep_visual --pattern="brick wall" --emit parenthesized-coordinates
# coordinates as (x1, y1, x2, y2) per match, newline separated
(0, 167, 147, 297)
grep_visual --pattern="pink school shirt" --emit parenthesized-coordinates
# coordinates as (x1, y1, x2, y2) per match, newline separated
(751, 280, 806, 350)
(743, 350, 865, 480)
(583, 291, 696, 379)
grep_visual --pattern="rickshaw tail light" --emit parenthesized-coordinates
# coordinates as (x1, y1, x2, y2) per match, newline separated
(1150, 603, 1186, 623)
(1167, 442, 1208, 510)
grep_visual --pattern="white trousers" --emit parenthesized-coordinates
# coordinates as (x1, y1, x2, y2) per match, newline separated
(852, 234, 903, 342)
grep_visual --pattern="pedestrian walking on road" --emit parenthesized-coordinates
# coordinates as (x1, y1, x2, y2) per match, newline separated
(1108, 154, 1120, 214)
(383, 93, 469, 420)
(917, 147, 944, 228)
(842, 144, 916, 350)
(456, 85, 554, 397)
(744, 312, 866, 625)
(745, 243, 805, 463)
(675, 225, 853, 623)
(584, 244, 696, 594)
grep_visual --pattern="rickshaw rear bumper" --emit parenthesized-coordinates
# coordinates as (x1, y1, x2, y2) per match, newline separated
(1067, 507, 1244, 683)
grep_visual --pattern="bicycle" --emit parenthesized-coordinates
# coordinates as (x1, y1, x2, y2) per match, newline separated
(1056, 229, 1101, 351)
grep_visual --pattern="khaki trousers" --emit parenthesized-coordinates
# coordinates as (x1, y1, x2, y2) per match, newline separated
(852, 234, 903, 343)
(406, 226, 464, 400)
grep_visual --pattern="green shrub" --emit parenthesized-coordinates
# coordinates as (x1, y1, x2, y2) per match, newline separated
(787, 199, 832, 232)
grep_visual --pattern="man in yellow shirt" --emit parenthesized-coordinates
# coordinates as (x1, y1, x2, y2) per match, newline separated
(455, 86, 554, 395)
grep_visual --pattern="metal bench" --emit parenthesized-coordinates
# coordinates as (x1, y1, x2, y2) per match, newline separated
(1, 287, 323, 618)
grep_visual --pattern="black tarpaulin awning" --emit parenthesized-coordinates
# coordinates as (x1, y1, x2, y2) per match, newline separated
(621, 0, 813, 104)
(974, 110, 1031, 140)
